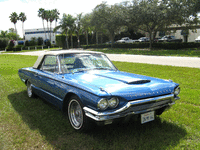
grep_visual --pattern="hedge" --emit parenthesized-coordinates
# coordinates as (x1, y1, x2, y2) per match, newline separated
(5, 45, 59, 51)
(82, 42, 200, 50)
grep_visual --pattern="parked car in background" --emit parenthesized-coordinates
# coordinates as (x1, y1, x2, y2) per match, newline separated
(158, 35, 182, 42)
(18, 50, 180, 131)
(195, 36, 200, 42)
(116, 37, 135, 43)
(137, 37, 150, 42)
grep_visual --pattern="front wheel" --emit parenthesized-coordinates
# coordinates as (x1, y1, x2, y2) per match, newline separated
(68, 95, 91, 131)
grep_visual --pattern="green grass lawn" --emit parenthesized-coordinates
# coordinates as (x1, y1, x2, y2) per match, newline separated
(88, 48, 200, 57)
(0, 55, 199, 150)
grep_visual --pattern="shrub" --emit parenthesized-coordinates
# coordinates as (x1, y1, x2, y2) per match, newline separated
(45, 40, 51, 47)
(25, 40, 30, 46)
(13, 45, 24, 51)
(6, 40, 15, 51)
(37, 37, 44, 45)
(0, 38, 9, 50)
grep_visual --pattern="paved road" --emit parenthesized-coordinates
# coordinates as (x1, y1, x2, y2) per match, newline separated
(107, 54, 200, 68)
(1, 50, 200, 68)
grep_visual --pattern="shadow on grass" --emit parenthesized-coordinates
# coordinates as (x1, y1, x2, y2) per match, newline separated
(8, 91, 187, 150)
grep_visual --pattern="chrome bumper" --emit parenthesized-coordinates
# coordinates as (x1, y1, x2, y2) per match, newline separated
(83, 94, 180, 121)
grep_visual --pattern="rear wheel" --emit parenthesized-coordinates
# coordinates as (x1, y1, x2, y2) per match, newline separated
(27, 81, 35, 98)
(67, 95, 91, 131)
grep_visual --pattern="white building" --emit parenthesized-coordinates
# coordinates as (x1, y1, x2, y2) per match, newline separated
(25, 28, 61, 44)
(156, 25, 200, 42)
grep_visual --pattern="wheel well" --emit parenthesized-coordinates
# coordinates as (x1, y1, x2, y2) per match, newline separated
(62, 92, 77, 112)
(25, 79, 28, 85)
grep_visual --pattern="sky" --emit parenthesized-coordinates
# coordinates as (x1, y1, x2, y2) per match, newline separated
(0, 0, 126, 38)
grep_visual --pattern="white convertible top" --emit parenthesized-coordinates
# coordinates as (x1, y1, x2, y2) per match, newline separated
(33, 49, 103, 69)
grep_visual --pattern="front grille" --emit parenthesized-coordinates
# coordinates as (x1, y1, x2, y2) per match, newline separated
(123, 99, 171, 114)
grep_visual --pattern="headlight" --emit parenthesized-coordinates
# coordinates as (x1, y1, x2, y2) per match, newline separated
(97, 98, 108, 110)
(174, 86, 180, 96)
(108, 97, 119, 108)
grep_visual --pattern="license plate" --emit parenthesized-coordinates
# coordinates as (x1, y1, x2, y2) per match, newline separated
(141, 111, 155, 124)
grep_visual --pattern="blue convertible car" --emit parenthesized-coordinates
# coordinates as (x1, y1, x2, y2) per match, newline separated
(18, 50, 180, 131)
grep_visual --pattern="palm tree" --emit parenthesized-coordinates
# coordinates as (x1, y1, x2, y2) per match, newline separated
(45, 10, 50, 40)
(54, 14, 76, 49)
(52, 9, 60, 36)
(81, 13, 93, 46)
(38, 8, 47, 41)
(75, 13, 83, 48)
(68, 24, 76, 48)
(9, 12, 18, 40)
(19, 12, 27, 40)
(1, 31, 8, 38)
(49, 10, 55, 43)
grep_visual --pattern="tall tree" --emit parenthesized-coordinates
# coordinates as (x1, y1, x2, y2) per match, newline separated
(49, 10, 55, 43)
(19, 12, 27, 40)
(0, 31, 8, 38)
(45, 10, 51, 40)
(9, 28, 15, 33)
(54, 14, 76, 49)
(38, 8, 47, 41)
(91, 2, 125, 47)
(75, 13, 83, 48)
(68, 23, 76, 48)
(52, 9, 60, 36)
(128, 0, 199, 49)
(9, 12, 19, 40)
(81, 13, 93, 46)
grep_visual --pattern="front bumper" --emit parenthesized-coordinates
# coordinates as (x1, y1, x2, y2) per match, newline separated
(83, 94, 180, 122)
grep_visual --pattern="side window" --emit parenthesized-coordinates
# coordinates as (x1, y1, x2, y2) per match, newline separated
(60, 55, 76, 73)
(41, 55, 59, 73)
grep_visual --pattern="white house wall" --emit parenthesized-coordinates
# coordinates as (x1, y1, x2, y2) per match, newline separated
(25, 28, 61, 44)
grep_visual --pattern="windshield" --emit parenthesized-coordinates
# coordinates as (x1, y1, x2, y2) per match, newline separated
(59, 53, 117, 73)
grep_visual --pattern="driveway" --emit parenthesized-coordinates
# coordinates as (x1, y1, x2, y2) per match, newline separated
(2, 50, 200, 68)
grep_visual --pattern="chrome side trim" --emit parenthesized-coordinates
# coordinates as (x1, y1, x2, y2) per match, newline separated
(21, 78, 25, 83)
(83, 94, 178, 121)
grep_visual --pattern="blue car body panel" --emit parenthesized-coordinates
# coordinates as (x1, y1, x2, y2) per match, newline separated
(18, 67, 178, 110)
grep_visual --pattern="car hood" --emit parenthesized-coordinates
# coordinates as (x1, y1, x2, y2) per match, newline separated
(63, 70, 178, 100)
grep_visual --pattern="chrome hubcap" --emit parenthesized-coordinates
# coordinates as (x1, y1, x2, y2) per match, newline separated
(68, 100, 83, 129)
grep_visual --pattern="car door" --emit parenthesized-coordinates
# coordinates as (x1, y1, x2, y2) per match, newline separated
(35, 55, 62, 107)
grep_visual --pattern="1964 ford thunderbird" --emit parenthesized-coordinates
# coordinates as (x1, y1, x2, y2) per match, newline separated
(18, 50, 180, 131)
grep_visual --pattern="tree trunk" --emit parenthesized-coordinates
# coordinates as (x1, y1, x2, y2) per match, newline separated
(96, 32, 98, 45)
(71, 35, 73, 48)
(77, 32, 80, 48)
(55, 21, 57, 37)
(65, 31, 69, 49)
(110, 31, 115, 48)
(86, 31, 89, 46)
(14, 23, 18, 41)
(47, 21, 50, 40)
(149, 31, 152, 50)
(22, 22, 24, 40)
(153, 30, 157, 43)
(42, 20, 47, 43)
(50, 23, 51, 44)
